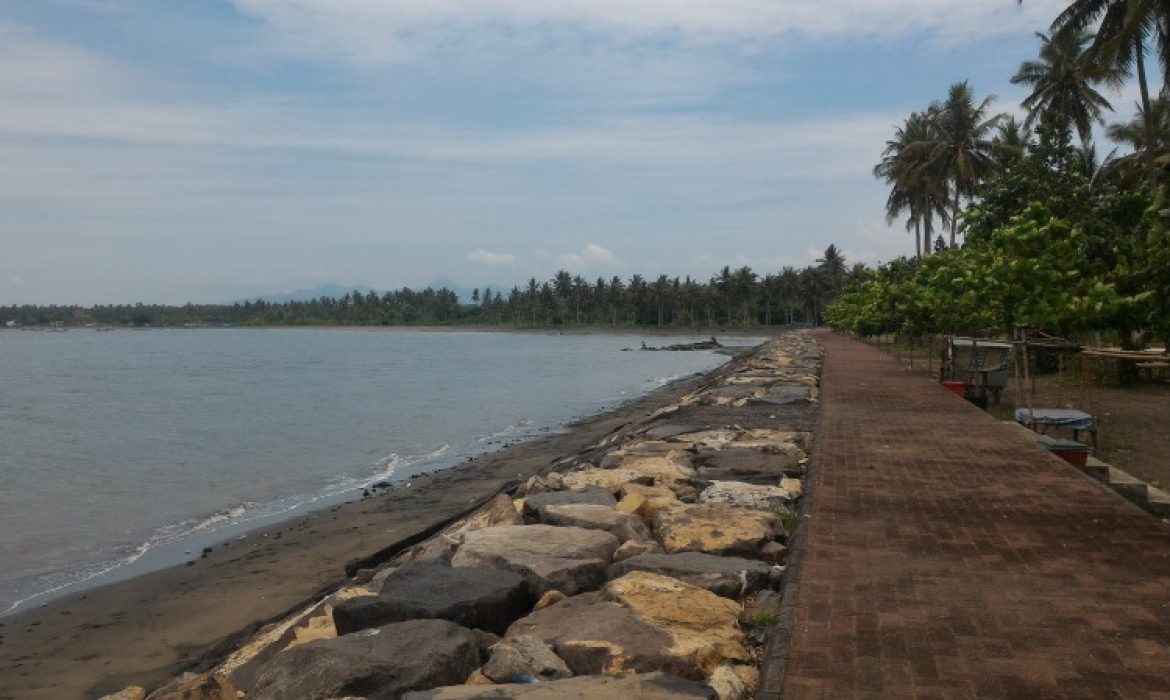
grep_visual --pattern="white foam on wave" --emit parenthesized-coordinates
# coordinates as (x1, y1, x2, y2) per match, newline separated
(2, 502, 256, 615)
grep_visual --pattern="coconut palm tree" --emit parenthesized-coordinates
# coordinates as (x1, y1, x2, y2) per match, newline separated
(914, 82, 1006, 247)
(1011, 29, 1114, 144)
(993, 116, 1032, 169)
(1105, 94, 1170, 182)
(875, 112, 951, 258)
(1048, 0, 1170, 185)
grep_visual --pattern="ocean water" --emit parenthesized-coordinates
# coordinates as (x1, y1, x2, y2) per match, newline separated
(0, 328, 740, 615)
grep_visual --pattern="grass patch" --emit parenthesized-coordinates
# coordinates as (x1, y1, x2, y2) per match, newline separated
(741, 610, 780, 628)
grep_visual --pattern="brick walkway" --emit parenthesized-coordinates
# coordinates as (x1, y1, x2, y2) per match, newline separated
(775, 332, 1170, 699)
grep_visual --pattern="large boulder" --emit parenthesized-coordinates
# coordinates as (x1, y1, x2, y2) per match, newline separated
(616, 483, 679, 526)
(506, 572, 748, 680)
(404, 672, 717, 699)
(608, 552, 772, 599)
(692, 447, 799, 484)
(653, 503, 781, 557)
(607, 454, 696, 484)
(558, 468, 643, 494)
(520, 487, 616, 520)
(480, 634, 572, 683)
(698, 481, 793, 512)
(451, 525, 620, 595)
(145, 673, 236, 700)
(249, 619, 479, 700)
(333, 562, 532, 636)
(537, 504, 650, 542)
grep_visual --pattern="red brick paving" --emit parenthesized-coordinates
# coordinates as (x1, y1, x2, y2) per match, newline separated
(780, 332, 1170, 699)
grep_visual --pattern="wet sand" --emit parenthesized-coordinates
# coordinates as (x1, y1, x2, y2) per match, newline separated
(0, 360, 740, 700)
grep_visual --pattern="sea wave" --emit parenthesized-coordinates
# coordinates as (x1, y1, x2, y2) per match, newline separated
(1, 444, 459, 616)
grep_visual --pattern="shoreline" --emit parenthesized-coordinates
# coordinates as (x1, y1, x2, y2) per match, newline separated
(0, 350, 752, 700)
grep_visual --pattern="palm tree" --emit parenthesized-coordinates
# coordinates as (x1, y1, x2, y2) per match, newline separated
(731, 266, 757, 323)
(1011, 30, 1114, 144)
(1048, 0, 1170, 185)
(992, 116, 1032, 169)
(816, 245, 848, 295)
(874, 112, 950, 258)
(1105, 94, 1170, 182)
(777, 266, 801, 325)
(915, 82, 1006, 246)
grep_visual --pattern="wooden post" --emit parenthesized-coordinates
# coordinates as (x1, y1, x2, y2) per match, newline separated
(1013, 328, 1024, 414)
(1057, 351, 1064, 407)
(928, 334, 934, 376)
(1021, 332, 1035, 428)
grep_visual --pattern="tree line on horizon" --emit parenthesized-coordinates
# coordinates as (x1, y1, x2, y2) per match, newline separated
(2, 248, 856, 329)
(832, 0, 1170, 348)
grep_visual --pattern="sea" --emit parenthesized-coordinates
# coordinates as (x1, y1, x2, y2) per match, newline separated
(0, 328, 745, 615)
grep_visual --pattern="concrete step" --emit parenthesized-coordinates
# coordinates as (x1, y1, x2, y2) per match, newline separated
(1146, 484, 1170, 518)
(1003, 422, 1165, 517)
(1106, 466, 1150, 505)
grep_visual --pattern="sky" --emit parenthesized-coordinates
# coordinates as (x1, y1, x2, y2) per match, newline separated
(0, 0, 1145, 304)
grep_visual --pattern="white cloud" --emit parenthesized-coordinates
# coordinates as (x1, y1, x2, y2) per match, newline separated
(468, 248, 516, 265)
(559, 243, 616, 268)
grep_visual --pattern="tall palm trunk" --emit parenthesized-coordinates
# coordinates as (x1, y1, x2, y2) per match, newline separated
(1135, 37, 1158, 189)
(914, 215, 922, 259)
(950, 180, 960, 247)
(922, 201, 933, 257)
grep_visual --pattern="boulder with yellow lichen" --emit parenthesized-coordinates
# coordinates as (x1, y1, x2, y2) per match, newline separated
(505, 571, 748, 681)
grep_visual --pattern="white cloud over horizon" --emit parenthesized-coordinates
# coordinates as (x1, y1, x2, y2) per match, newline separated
(0, 1, 1143, 305)
(469, 249, 516, 265)
(559, 244, 616, 269)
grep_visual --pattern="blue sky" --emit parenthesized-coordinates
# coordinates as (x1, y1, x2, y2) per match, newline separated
(0, 0, 1142, 304)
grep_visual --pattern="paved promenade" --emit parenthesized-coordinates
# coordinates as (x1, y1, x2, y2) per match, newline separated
(773, 332, 1170, 699)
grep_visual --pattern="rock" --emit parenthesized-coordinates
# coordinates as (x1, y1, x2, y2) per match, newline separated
(537, 504, 650, 542)
(472, 629, 502, 657)
(698, 481, 793, 512)
(707, 664, 758, 700)
(612, 538, 663, 562)
(506, 572, 748, 680)
(642, 423, 706, 440)
(520, 487, 616, 520)
(617, 483, 679, 526)
(666, 478, 708, 501)
(559, 468, 644, 493)
(459, 493, 526, 532)
(607, 454, 696, 484)
(780, 477, 803, 498)
(692, 448, 799, 485)
(404, 672, 717, 699)
(352, 568, 378, 585)
(465, 669, 494, 685)
(333, 562, 532, 636)
(769, 566, 785, 588)
(250, 619, 479, 700)
(145, 673, 237, 700)
(615, 491, 646, 515)
(534, 590, 566, 610)
(451, 525, 620, 595)
(600, 440, 687, 465)
(481, 634, 572, 683)
(99, 687, 146, 700)
(759, 541, 788, 566)
(608, 552, 771, 599)
(653, 503, 781, 557)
